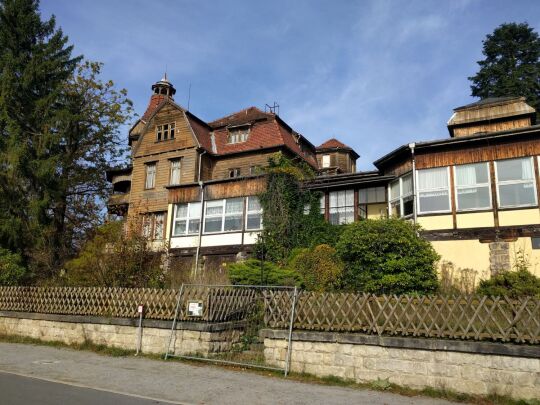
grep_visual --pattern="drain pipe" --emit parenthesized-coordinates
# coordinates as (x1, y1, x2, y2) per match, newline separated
(194, 150, 207, 275)
(409, 142, 417, 224)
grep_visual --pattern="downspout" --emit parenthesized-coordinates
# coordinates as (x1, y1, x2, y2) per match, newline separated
(409, 143, 417, 224)
(194, 150, 207, 275)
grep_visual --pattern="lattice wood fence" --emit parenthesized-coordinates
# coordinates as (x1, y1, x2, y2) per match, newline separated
(264, 292, 540, 344)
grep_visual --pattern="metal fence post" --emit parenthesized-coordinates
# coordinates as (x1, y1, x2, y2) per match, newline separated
(165, 284, 185, 360)
(284, 286, 298, 377)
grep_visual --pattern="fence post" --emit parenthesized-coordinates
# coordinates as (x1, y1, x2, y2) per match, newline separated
(284, 286, 298, 377)
(165, 284, 185, 360)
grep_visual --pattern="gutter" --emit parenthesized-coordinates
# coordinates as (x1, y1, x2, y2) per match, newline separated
(193, 150, 207, 275)
(409, 143, 417, 224)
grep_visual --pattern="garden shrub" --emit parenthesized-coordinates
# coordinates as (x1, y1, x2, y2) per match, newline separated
(335, 218, 440, 295)
(64, 221, 168, 288)
(476, 270, 540, 298)
(289, 244, 343, 291)
(0, 248, 27, 286)
(228, 259, 301, 286)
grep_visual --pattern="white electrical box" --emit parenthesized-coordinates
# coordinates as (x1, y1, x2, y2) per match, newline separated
(187, 300, 203, 317)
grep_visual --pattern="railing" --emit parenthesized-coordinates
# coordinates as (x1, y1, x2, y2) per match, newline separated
(264, 291, 540, 344)
(1, 287, 538, 344)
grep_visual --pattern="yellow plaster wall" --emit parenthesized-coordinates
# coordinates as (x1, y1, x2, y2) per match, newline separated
(417, 215, 453, 231)
(431, 240, 491, 282)
(508, 237, 540, 277)
(367, 203, 387, 219)
(456, 212, 494, 229)
(498, 209, 540, 226)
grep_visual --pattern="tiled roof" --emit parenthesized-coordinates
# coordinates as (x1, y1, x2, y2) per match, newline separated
(317, 138, 351, 150)
(141, 94, 167, 121)
(209, 106, 273, 128)
(185, 111, 213, 151)
(208, 107, 318, 168)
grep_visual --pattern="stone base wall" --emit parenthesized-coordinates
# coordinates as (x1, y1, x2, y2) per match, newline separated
(0, 312, 242, 356)
(263, 330, 540, 400)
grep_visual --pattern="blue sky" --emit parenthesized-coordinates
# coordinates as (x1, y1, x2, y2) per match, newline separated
(41, 0, 539, 170)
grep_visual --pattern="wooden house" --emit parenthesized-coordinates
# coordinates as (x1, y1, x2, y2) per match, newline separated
(107, 78, 540, 280)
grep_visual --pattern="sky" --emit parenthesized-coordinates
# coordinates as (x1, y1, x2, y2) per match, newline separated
(41, 0, 540, 170)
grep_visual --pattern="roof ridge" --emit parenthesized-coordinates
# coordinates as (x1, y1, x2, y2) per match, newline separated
(208, 106, 273, 125)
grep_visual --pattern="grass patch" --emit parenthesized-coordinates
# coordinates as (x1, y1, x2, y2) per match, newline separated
(0, 333, 537, 405)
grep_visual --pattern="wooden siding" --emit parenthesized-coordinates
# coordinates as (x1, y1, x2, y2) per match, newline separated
(416, 139, 540, 169)
(382, 159, 412, 176)
(205, 177, 266, 200)
(134, 104, 197, 158)
(453, 117, 531, 137)
(316, 151, 354, 173)
(168, 185, 201, 204)
(211, 151, 275, 179)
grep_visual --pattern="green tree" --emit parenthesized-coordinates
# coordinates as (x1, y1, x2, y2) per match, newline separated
(0, 247, 26, 285)
(469, 22, 540, 114)
(476, 270, 540, 299)
(335, 219, 440, 295)
(228, 259, 301, 286)
(289, 244, 344, 292)
(0, 0, 80, 266)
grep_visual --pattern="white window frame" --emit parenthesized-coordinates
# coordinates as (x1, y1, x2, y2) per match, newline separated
(153, 212, 165, 240)
(145, 163, 156, 189)
(388, 173, 414, 218)
(416, 167, 451, 215)
(227, 127, 249, 144)
(245, 196, 263, 231)
(322, 154, 330, 168)
(203, 198, 244, 234)
(328, 189, 355, 225)
(172, 202, 201, 236)
(169, 159, 181, 185)
(495, 157, 538, 209)
(454, 162, 492, 212)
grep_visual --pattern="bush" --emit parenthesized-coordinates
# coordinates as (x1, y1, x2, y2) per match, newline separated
(228, 259, 301, 286)
(0, 248, 27, 286)
(335, 218, 440, 295)
(289, 244, 343, 291)
(476, 270, 540, 298)
(64, 221, 168, 288)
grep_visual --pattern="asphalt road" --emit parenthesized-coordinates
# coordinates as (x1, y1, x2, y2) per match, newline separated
(0, 371, 174, 404)
(0, 342, 459, 405)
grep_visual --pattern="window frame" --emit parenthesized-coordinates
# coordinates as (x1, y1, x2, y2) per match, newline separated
(156, 122, 176, 142)
(495, 157, 538, 209)
(203, 198, 244, 234)
(172, 202, 201, 236)
(141, 212, 166, 240)
(245, 196, 263, 231)
(328, 189, 355, 225)
(228, 168, 241, 178)
(322, 154, 331, 168)
(144, 162, 156, 190)
(388, 173, 414, 218)
(416, 167, 452, 215)
(453, 162, 492, 212)
(227, 126, 250, 144)
(169, 158, 182, 185)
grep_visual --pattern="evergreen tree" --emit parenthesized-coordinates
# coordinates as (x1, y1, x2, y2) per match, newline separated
(0, 0, 80, 266)
(469, 22, 540, 114)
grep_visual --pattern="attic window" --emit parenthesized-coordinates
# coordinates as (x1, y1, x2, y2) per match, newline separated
(227, 126, 249, 144)
(156, 122, 175, 141)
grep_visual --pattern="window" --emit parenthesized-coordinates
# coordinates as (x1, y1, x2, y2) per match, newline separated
(227, 127, 249, 144)
(156, 122, 175, 141)
(495, 157, 537, 208)
(141, 212, 165, 240)
(388, 174, 413, 217)
(532, 237, 540, 250)
(417, 167, 450, 214)
(246, 196, 263, 230)
(249, 165, 261, 175)
(303, 195, 326, 216)
(455, 163, 491, 211)
(329, 190, 354, 225)
(203, 198, 244, 233)
(358, 186, 386, 219)
(229, 168, 241, 178)
(322, 154, 331, 168)
(172, 202, 201, 236)
(145, 163, 156, 189)
(169, 159, 181, 185)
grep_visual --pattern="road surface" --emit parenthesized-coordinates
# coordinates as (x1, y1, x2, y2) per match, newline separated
(0, 342, 458, 405)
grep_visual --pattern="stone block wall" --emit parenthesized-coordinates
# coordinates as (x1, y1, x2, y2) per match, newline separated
(263, 330, 540, 400)
(0, 312, 242, 357)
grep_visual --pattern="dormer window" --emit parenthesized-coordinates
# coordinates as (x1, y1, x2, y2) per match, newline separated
(227, 126, 249, 144)
(156, 122, 175, 141)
